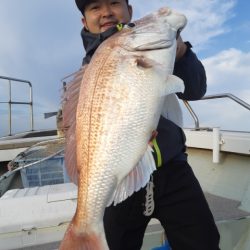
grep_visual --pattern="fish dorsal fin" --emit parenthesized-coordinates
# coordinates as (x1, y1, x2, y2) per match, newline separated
(107, 145, 156, 206)
(163, 74, 184, 96)
(62, 66, 86, 185)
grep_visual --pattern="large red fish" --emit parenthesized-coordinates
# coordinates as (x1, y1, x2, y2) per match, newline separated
(60, 7, 186, 250)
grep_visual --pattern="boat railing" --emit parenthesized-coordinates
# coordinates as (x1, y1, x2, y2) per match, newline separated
(0, 76, 34, 136)
(183, 93, 250, 130)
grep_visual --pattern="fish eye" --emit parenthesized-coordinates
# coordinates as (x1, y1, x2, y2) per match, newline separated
(128, 22, 136, 28)
(125, 22, 136, 29)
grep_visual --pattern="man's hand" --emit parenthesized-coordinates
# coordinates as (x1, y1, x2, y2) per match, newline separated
(176, 36, 187, 61)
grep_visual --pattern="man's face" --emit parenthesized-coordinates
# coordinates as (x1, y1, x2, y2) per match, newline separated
(82, 0, 132, 34)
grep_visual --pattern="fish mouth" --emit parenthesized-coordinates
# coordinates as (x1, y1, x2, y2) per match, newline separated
(122, 39, 173, 52)
(134, 39, 173, 51)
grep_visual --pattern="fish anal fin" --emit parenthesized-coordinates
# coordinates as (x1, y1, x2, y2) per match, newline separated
(107, 145, 156, 206)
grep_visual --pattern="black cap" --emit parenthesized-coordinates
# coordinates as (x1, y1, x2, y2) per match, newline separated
(75, 0, 91, 15)
(75, 0, 129, 15)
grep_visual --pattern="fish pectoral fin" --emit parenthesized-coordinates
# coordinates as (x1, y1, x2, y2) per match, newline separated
(162, 75, 184, 96)
(107, 145, 156, 206)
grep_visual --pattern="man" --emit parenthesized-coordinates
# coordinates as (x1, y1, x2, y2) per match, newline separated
(75, 0, 220, 249)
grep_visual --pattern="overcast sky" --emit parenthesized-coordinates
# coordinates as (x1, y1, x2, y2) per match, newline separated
(0, 0, 249, 136)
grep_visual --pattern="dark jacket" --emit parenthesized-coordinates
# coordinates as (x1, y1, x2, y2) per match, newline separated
(80, 27, 207, 165)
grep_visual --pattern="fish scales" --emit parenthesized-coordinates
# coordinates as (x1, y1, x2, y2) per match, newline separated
(60, 7, 187, 250)
(76, 44, 151, 226)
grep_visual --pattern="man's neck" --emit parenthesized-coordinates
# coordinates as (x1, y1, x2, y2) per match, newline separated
(81, 25, 123, 65)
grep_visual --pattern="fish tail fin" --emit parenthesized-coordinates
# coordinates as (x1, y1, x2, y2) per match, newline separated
(59, 221, 106, 250)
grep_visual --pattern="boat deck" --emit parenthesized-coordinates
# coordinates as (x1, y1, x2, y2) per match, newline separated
(1, 183, 249, 250)
(205, 192, 250, 221)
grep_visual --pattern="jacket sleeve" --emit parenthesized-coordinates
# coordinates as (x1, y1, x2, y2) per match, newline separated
(152, 42, 206, 166)
(152, 117, 187, 166)
(174, 42, 207, 100)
